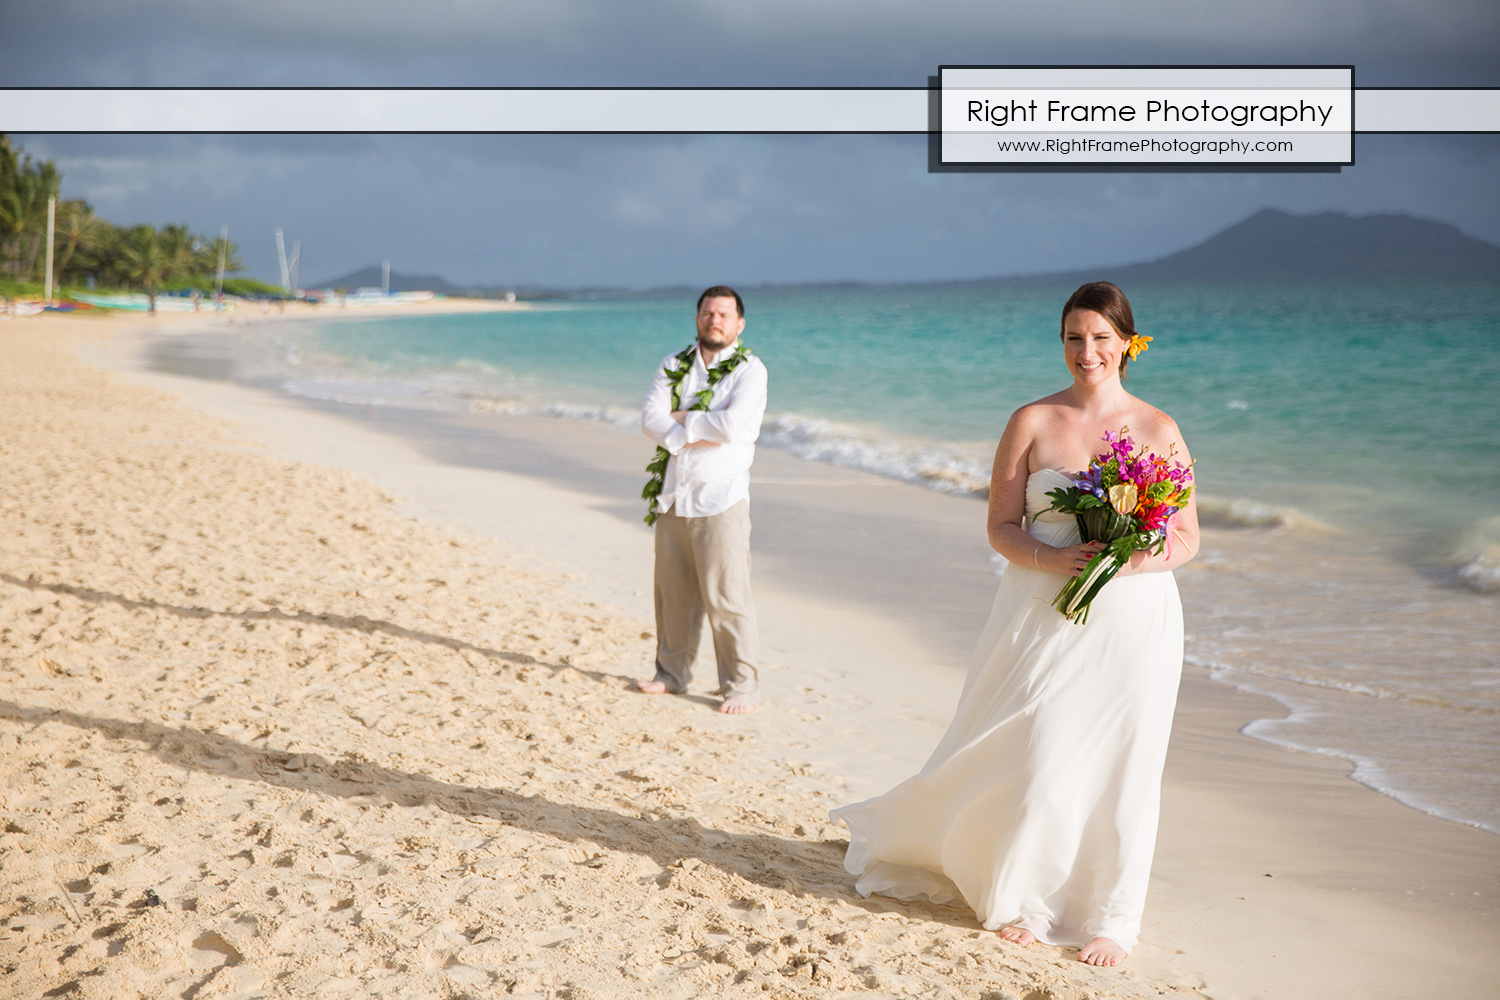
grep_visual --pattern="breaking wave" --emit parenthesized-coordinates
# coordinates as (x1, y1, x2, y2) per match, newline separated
(1193, 496, 1332, 532)
(756, 414, 991, 496)
(1415, 516, 1500, 593)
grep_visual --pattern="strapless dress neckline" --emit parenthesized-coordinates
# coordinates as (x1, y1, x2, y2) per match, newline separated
(1025, 469, 1078, 524)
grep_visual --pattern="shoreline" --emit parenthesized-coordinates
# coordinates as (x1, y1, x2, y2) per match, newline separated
(136, 306, 1500, 837)
(5, 307, 1498, 998)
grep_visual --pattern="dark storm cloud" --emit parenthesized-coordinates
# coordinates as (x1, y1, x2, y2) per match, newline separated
(4, 1, 1496, 287)
(4, 0, 1499, 86)
(16, 132, 1498, 290)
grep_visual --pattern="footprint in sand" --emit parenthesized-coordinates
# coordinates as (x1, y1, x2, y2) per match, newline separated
(189, 930, 242, 970)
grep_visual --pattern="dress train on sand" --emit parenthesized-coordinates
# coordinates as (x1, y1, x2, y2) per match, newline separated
(831, 468, 1184, 951)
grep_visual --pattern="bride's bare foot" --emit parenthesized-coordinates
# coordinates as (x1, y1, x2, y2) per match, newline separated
(636, 679, 669, 694)
(719, 697, 755, 715)
(1078, 937, 1127, 966)
(998, 925, 1036, 946)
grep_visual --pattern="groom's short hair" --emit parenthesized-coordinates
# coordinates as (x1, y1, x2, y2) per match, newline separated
(697, 286, 744, 318)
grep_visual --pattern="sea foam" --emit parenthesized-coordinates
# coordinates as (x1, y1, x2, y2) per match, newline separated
(458, 388, 1348, 535)
(460, 398, 997, 496)
(1414, 516, 1500, 592)
(1458, 548, 1500, 593)
(1189, 656, 1500, 835)
(757, 414, 991, 496)
(1194, 495, 1330, 532)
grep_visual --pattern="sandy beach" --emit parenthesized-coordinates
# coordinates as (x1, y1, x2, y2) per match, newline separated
(3, 305, 1497, 999)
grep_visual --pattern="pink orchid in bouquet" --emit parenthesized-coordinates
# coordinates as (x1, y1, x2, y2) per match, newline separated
(1043, 428, 1194, 624)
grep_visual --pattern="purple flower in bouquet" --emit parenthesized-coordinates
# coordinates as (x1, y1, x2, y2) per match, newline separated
(1042, 428, 1195, 624)
(1073, 467, 1104, 493)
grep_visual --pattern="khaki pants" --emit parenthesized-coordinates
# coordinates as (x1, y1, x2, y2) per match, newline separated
(651, 501, 760, 703)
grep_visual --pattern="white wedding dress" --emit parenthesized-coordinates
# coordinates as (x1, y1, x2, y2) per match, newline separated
(831, 468, 1184, 952)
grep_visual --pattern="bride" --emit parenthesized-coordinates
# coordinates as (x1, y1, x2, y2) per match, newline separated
(831, 281, 1199, 967)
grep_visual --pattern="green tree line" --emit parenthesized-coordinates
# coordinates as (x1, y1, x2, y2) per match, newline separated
(1, 134, 257, 307)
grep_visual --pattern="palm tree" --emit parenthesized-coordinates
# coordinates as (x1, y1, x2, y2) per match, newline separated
(158, 223, 198, 284)
(53, 200, 104, 285)
(117, 225, 173, 313)
(0, 144, 60, 280)
(196, 235, 244, 290)
(73, 222, 125, 290)
(0, 136, 20, 277)
(2, 136, 246, 299)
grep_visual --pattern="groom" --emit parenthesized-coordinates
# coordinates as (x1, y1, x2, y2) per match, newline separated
(637, 287, 768, 714)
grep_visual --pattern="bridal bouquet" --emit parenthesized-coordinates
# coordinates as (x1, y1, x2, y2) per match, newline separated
(1044, 429, 1194, 624)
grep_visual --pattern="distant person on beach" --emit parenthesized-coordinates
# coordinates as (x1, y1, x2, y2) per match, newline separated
(637, 286, 768, 715)
(832, 281, 1199, 967)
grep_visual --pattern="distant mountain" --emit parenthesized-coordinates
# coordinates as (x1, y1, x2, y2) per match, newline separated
(308, 266, 469, 294)
(308, 210, 1500, 296)
(1020, 209, 1500, 285)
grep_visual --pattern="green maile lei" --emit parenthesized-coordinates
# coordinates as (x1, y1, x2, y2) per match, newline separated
(642, 341, 753, 525)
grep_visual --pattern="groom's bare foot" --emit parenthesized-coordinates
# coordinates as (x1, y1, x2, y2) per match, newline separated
(719, 697, 755, 715)
(1078, 937, 1127, 966)
(998, 925, 1035, 946)
(637, 679, 670, 694)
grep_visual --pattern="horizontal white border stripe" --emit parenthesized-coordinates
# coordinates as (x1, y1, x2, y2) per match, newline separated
(1, 87, 1495, 133)
(1357, 89, 1500, 132)
(1, 88, 928, 134)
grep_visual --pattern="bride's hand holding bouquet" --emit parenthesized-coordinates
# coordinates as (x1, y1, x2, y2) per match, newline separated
(1035, 538, 1108, 577)
(1044, 428, 1195, 623)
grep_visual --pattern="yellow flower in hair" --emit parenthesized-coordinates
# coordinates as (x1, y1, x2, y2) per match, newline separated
(1125, 334, 1152, 360)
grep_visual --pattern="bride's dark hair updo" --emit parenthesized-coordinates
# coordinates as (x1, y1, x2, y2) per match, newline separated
(1061, 281, 1139, 382)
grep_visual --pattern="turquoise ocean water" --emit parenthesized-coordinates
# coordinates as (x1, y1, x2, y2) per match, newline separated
(290, 281, 1500, 538)
(214, 280, 1500, 832)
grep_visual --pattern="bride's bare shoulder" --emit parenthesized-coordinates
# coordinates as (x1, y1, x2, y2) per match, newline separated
(1131, 400, 1187, 449)
(1009, 391, 1072, 429)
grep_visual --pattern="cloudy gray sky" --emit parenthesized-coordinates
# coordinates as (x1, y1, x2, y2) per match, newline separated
(5, 0, 1497, 288)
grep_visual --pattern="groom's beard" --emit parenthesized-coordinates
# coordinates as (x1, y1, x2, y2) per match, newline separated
(698, 332, 736, 352)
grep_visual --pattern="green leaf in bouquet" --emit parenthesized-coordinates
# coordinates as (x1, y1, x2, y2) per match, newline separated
(1051, 548, 1128, 624)
(1075, 504, 1136, 544)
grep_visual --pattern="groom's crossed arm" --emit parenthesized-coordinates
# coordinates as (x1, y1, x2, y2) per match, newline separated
(642, 355, 691, 453)
(678, 361, 767, 448)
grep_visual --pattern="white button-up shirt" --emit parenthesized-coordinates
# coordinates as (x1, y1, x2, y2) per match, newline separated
(641, 341, 768, 518)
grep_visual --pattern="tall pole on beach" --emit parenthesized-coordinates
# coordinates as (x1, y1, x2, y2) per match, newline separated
(44, 196, 56, 305)
(382, 259, 390, 295)
(275, 228, 290, 292)
(215, 223, 227, 305)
